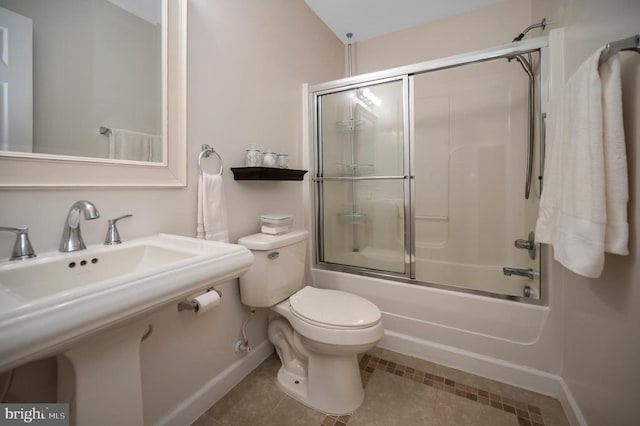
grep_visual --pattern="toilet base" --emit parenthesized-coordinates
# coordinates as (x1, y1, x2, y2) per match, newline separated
(275, 351, 365, 415)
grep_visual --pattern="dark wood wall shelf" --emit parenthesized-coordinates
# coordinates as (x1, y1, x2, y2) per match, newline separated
(231, 167, 308, 181)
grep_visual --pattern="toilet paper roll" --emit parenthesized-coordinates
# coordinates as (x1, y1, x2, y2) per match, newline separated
(193, 290, 221, 314)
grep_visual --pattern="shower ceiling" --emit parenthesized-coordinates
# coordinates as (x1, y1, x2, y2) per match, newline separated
(304, 0, 502, 43)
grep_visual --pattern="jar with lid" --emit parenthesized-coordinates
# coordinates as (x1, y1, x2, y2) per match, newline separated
(245, 146, 262, 167)
(276, 154, 289, 169)
(262, 151, 277, 168)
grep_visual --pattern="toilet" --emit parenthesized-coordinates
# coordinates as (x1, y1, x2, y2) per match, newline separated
(237, 229, 383, 415)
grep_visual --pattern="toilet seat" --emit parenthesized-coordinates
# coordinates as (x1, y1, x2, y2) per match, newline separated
(289, 287, 381, 330)
(271, 287, 384, 347)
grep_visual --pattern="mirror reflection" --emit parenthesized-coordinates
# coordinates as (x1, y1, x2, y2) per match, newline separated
(0, 0, 163, 163)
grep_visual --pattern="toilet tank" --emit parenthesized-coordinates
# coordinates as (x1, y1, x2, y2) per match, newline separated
(237, 229, 308, 307)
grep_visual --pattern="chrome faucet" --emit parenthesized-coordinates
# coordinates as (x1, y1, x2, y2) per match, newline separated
(59, 200, 100, 252)
(0, 227, 37, 260)
(502, 267, 539, 280)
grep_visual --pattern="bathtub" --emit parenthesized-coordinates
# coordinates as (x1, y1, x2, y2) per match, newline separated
(312, 265, 563, 397)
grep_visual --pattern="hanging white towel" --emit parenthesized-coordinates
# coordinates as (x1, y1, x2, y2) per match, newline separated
(108, 128, 159, 162)
(535, 48, 629, 278)
(600, 55, 629, 255)
(197, 171, 230, 242)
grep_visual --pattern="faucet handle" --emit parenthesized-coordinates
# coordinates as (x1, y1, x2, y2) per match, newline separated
(0, 227, 37, 261)
(104, 215, 132, 245)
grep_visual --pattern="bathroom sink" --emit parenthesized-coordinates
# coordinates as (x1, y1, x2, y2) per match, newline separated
(0, 234, 254, 371)
(1, 242, 197, 301)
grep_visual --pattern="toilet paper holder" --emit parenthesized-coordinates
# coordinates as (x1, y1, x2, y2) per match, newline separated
(178, 288, 222, 313)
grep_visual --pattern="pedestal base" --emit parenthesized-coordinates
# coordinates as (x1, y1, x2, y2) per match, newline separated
(57, 321, 149, 426)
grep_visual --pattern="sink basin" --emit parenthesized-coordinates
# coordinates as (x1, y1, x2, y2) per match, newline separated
(0, 234, 254, 371)
(1, 243, 198, 301)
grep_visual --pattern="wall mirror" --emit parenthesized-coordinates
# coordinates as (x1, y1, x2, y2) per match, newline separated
(0, 0, 186, 188)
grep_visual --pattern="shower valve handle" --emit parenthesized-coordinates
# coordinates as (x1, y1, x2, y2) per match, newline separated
(515, 239, 534, 250)
(514, 231, 536, 260)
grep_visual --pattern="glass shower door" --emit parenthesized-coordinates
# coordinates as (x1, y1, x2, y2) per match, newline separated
(315, 77, 410, 275)
(411, 59, 540, 299)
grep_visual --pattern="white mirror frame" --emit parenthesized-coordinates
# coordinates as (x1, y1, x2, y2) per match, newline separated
(0, 0, 187, 188)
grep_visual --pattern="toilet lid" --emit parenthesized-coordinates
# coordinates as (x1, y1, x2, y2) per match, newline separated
(289, 287, 381, 329)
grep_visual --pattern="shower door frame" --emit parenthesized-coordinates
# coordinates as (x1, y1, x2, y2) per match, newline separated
(313, 75, 414, 279)
(309, 36, 549, 305)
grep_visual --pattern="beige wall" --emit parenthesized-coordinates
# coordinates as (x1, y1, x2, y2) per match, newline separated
(0, 0, 343, 422)
(532, 1, 640, 425)
(353, 0, 532, 74)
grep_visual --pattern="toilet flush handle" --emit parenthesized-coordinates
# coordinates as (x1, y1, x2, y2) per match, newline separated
(268, 251, 280, 259)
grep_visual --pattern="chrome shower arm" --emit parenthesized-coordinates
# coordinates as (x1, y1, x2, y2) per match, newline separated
(512, 18, 547, 42)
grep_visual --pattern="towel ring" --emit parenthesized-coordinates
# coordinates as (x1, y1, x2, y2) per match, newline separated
(198, 144, 223, 175)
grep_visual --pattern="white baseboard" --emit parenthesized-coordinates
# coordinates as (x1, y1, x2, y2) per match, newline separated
(155, 340, 274, 426)
(556, 377, 588, 426)
(379, 330, 586, 426)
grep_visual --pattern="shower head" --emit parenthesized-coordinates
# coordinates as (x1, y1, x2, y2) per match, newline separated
(512, 18, 547, 42)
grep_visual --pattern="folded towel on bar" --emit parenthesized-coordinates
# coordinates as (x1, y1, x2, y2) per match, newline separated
(108, 128, 161, 162)
(535, 47, 629, 278)
(197, 171, 229, 242)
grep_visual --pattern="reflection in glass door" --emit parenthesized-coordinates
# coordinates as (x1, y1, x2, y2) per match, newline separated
(314, 77, 410, 276)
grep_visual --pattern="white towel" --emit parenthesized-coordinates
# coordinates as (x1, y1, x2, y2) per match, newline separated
(197, 171, 229, 242)
(535, 48, 629, 278)
(149, 136, 163, 163)
(108, 128, 160, 162)
(600, 55, 629, 255)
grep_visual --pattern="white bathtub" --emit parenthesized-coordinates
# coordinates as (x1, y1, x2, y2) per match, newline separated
(312, 266, 563, 397)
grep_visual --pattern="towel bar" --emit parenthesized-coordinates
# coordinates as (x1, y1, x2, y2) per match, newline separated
(600, 34, 640, 63)
(198, 144, 223, 175)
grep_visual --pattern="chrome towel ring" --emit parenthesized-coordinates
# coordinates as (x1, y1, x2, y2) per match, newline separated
(198, 144, 223, 175)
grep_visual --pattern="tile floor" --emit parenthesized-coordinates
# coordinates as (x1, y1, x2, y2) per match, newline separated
(192, 347, 569, 426)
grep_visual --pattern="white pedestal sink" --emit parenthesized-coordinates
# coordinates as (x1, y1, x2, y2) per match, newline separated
(0, 234, 254, 425)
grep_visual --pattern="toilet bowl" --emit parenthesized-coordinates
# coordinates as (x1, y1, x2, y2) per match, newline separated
(237, 230, 383, 415)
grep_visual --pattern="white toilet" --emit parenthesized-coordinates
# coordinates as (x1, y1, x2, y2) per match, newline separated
(238, 229, 383, 415)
